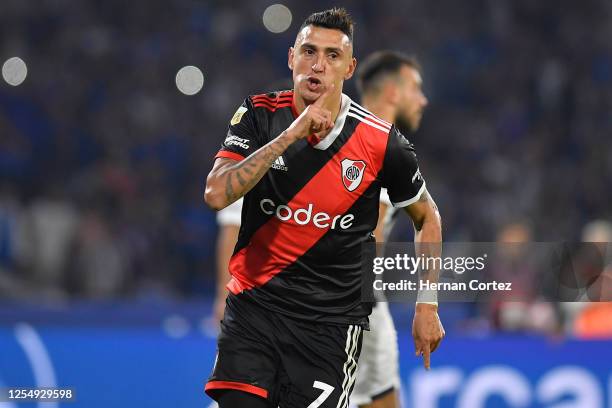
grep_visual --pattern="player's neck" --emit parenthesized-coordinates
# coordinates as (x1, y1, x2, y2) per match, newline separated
(361, 97, 395, 123)
(293, 92, 342, 122)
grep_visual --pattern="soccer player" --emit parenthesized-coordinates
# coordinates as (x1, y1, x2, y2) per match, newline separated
(350, 51, 431, 408)
(204, 8, 444, 408)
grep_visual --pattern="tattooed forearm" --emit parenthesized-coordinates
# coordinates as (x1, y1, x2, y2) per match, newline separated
(242, 165, 253, 176)
(225, 172, 237, 203)
(235, 170, 247, 187)
(219, 130, 295, 203)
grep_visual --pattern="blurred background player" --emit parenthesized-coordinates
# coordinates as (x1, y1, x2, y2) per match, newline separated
(350, 51, 430, 408)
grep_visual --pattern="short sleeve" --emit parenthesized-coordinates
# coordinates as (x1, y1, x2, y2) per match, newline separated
(380, 127, 426, 207)
(215, 98, 260, 161)
(217, 197, 243, 226)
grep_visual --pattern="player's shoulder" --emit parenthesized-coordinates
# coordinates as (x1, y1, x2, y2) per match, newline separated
(347, 99, 394, 136)
(247, 89, 295, 114)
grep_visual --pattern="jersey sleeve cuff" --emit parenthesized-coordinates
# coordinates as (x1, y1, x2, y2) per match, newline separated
(215, 150, 245, 161)
(391, 182, 427, 208)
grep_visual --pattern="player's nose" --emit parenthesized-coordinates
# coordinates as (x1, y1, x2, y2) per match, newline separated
(312, 55, 325, 73)
(421, 94, 429, 107)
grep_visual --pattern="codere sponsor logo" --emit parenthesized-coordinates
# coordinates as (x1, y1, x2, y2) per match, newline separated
(260, 199, 354, 230)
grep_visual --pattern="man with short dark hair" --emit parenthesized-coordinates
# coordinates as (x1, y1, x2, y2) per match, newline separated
(351, 50, 433, 408)
(204, 8, 443, 408)
(356, 51, 427, 134)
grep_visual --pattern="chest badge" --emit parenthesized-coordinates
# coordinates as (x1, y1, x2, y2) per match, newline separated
(341, 159, 367, 192)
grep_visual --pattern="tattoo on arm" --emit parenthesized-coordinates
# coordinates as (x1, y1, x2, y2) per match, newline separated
(411, 190, 442, 282)
(412, 189, 442, 231)
(424, 191, 439, 210)
(224, 172, 237, 204)
(419, 190, 431, 203)
(411, 190, 430, 231)
(221, 131, 293, 202)
(235, 171, 247, 187)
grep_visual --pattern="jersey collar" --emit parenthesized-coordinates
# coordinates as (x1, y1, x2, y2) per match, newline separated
(291, 93, 352, 150)
(311, 93, 351, 150)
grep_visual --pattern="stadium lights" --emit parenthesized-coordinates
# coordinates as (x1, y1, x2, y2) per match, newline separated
(175, 65, 204, 95)
(262, 4, 292, 33)
(2, 56, 28, 86)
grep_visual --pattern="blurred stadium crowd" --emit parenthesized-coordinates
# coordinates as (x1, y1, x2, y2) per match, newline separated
(0, 1, 611, 332)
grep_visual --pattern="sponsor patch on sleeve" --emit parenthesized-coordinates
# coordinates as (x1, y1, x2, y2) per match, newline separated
(230, 106, 248, 126)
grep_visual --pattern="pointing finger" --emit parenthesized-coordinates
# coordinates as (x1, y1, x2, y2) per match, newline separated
(313, 82, 335, 107)
(423, 343, 431, 370)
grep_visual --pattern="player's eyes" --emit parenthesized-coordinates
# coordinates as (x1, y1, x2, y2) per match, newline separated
(304, 49, 315, 55)
(329, 53, 338, 59)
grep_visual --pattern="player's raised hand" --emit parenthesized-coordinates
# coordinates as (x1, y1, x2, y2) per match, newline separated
(287, 83, 335, 140)
(311, 83, 336, 138)
(412, 303, 445, 370)
(312, 81, 335, 108)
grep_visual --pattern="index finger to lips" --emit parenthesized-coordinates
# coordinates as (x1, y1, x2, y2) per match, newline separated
(313, 82, 335, 107)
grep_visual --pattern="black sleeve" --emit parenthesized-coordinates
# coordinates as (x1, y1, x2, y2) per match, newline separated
(379, 126, 426, 207)
(216, 98, 261, 160)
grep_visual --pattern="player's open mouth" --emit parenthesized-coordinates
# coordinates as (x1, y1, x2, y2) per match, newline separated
(306, 77, 322, 91)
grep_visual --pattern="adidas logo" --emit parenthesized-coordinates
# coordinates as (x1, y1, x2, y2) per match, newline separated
(271, 156, 288, 171)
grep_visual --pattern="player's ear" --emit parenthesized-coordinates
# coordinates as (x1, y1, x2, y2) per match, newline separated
(344, 57, 357, 80)
(386, 81, 401, 105)
(288, 47, 295, 70)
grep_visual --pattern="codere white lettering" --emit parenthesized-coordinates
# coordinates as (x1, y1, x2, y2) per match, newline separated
(260, 198, 354, 230)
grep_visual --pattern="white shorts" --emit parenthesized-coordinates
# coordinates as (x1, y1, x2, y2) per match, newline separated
(216, 197, 243, 226)
(350, 302, 400, 406)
